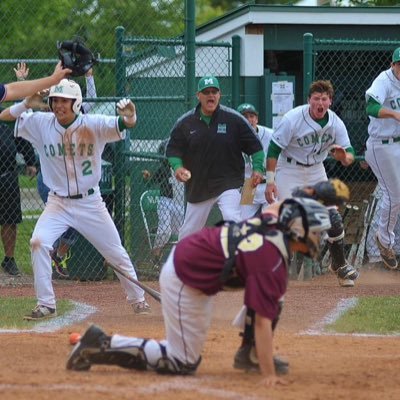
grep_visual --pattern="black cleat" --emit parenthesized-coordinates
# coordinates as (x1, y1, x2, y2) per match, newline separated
(66, 325, 110, 371)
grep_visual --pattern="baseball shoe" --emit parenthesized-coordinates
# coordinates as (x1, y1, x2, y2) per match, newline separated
(66, 325, 111, 371)
(233, 344, 289, 375)
(1, 257, 21, 276)
(133, 301, 151, 315)
(376, 234, 398, 270)
(329, 264, 359, 287)
(50, 250, 70, 279)
(23, 305, 57, 321)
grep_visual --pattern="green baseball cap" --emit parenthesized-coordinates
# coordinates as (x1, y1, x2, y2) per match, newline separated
(237, 103, 258, 115)
(392, 47, 400, 63)
(197, 76, 220, 92)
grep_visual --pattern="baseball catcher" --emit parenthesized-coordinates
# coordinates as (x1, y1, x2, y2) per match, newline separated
(67, 198, 331, 387)
(57, 39, 97, 77)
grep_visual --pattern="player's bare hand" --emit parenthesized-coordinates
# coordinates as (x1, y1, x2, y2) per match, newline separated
(52, 61, 72, 83)
(329, 145, 346, 162)
(259, 375, 288, 388)
(251, 171, 263, 187)
(175, 167, 191, 182)
(14, 62, 29, 81)
(266, 183, 278, 204)
(117, 98, 136, 118)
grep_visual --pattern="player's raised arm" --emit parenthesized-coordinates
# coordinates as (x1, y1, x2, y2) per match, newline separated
(3, 62, 71, 102)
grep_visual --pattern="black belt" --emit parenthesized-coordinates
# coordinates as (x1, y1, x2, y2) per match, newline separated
(54, 188, 95, 199)
(381, 137, 400, 144)
(286, 157, 313, 167)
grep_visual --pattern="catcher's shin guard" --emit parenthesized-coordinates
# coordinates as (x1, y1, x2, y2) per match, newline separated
(327, 208, 347, 269)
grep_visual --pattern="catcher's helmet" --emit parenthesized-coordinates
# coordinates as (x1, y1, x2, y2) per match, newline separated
(278, 197, 331, 259)
(48, 79, 83, 114)
(57, 39, 97, 77)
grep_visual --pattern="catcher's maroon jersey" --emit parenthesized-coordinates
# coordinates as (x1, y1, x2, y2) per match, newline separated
(174, 224, 288, 321)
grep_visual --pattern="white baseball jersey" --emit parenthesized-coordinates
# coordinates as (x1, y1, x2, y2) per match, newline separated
(366, 68, 400, 139)
(272, 105, 351, 165)
(15, 111, 123, 196)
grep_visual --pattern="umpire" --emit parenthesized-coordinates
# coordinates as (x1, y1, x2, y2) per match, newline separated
(166, 76, 264, 239)
(0, 117, 36, 276)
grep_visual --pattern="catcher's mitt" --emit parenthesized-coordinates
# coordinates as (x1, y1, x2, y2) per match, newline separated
(292, 178, 350, 206)
(57, 39, 97, 77)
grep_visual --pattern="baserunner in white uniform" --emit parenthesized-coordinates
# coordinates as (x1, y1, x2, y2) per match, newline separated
(237, 103, 273, 219)
(365, 47, 400, 271)
(0, 79, 151, 319)
(265, 80, 359, 287)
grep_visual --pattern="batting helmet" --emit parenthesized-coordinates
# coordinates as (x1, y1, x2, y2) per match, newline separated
(278, 197, 331, 259)
(57, 39, 97, 77)
(48, 79, 83, 114)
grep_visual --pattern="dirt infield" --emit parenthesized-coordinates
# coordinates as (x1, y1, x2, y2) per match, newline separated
(1, 267, 400, 400)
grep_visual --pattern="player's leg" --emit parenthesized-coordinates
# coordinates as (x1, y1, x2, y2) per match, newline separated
(178, 198, 216, 240)
(74, 194, 148, 311)
(67, 249, 207, 374)
(365, 141, 400, 269)
(27, 195, 72, 317)
(217, 188, 242, 222)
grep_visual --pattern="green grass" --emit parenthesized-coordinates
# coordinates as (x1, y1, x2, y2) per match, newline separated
(19, 175, 38, 189)
(326, 297, 400, 335)
(0, 297, 74, 329)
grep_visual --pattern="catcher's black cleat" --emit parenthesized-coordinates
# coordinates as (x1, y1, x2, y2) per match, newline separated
(233, 344, 289, 375)
(66, 325, 110, 371)
(329, 263, 359, 287)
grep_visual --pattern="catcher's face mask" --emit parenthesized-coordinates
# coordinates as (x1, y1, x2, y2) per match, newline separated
(57, 40, 97, 77)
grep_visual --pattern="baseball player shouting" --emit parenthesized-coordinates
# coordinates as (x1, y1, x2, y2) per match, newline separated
(67, 198, 331, 388)
(237, 103, 273, 219)
(265, 80, 359, 287)
(0, 79, 151, 318)
(364, 47, 400, 270)
(166, 76, 264, 240)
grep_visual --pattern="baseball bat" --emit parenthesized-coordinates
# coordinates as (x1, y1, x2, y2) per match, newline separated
(107, 262, 161, 303)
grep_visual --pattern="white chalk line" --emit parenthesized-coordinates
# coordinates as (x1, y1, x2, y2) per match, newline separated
(0, 377, 268, 400)
(300, 297, 400, 337)
(0, 301, 97, 334)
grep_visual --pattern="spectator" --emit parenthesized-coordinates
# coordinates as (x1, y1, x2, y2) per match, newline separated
(166, 76, 264, 240)
(237, 103, 273, 219)
(142, 139, 184, 266)
(0, 117, 36, 275)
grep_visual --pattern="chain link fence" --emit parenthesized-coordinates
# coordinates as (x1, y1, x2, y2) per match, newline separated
(306, 36, 400, 270)
(0, 1, 233, 284)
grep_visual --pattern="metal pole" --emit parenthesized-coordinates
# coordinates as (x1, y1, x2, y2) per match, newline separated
(231, 35, 241, 109)
(185, 0, 196, 110)
(303, 33, 313, 102)
(114, 26, 126, 241)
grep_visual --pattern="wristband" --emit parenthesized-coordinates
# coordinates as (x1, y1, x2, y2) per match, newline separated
(265, 171, 275, 184)
(9, 100, 28, 118)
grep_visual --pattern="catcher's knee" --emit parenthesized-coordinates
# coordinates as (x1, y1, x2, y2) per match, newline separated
(327, 208, 344, 243)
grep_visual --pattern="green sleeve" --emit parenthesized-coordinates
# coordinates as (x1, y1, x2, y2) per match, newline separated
(118, 116, 126, 131)
(366, 97, 382, 118)
(250, 150, 265, 174)
(168, 156, 183, 171)
(345, 146, 356, 157)
(267, 141, 282, 158)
